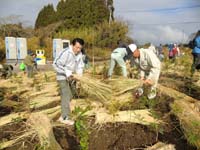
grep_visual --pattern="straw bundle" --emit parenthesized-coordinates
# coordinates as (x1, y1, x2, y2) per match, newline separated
(145, 142, 175, 150)
(27, 113, 62, 150)
(107, 78, 141, 95)
(74, 75, 112, 106)
(0, 113, 62, 150)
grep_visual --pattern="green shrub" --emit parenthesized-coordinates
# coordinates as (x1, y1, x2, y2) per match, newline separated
(72, 106, 91, 150)
(54, 21, 132, 49)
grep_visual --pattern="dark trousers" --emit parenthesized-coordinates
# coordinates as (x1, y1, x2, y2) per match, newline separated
(27, 66, 33, 78)
(191, 53, 200, 74)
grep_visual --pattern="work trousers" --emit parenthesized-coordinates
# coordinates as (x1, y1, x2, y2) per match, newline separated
(26, 66, 33, 78)
(58, 80, 77, 119)
(108, 53, 127, 77)
(191, 53, 200, 74)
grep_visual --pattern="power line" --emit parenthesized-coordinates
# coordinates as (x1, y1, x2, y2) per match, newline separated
(118, 4, 200, 13)
(128, 21, 200, 26)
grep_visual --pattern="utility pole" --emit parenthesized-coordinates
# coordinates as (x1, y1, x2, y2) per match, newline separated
(182, 29, 185, 43)
(108, 5, 112, 25)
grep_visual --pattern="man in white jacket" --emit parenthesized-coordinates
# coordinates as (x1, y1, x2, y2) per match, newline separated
(53, 38, 84, 125)
(128, 44, 161, 99)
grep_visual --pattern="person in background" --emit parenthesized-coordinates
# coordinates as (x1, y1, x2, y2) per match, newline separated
(158, 44, 164, 61)
(191, 31, 200, 76)
(132, 44, 161, 99)
(34, 57, 38, 71)
(149, 43, 158, 55)
(174, 43, 180, 57)
(108, 43, 135, 78)
(53, 38, 84, 125)
(24, 52, 36, 78)
(168, 43, 174, 60)
(172, 43, 178, 61)
(81, 48, 89, 69)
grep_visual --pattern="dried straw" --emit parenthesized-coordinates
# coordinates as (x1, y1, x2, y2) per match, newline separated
(75, 75, 112, 105)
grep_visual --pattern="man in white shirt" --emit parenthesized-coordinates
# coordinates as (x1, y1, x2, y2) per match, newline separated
(129, 44, 161, 99)
(53, 38, 84, 125)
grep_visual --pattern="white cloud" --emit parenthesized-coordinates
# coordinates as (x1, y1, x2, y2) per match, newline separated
(0, 0, 58, 26)
(114, 0, 200, 44)
(131, 25, 189, 45)
(157, 26, 188, 43)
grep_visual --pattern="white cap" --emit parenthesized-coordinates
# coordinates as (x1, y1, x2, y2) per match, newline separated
(128, 44, 137, 53)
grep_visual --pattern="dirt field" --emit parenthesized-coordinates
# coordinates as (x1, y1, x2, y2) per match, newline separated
(0, 53, 200, 150)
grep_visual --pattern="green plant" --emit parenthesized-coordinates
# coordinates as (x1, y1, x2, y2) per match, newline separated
(149, 122, 164, 141)
(186, 131, 200, 147)
(11, 116, 23, 123)
(72, 106, 91, 150)
(186, 121, 200, 146)
(34, 141, 49, 150)
(171, 103, 183, 114)
(139, 96, 157, 109)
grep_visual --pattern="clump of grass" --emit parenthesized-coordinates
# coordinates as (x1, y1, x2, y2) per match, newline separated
(72, 106, 91, 150)
(44, 73, 49, 82)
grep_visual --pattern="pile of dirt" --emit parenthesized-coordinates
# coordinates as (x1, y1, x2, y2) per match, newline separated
(89, 93, 197, 150)
(89, 123, 156, 150)
(53, 126, 79, 150)
(160, 74, 200, 100)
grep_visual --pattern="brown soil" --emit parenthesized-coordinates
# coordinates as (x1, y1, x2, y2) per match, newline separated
(158, 114, 197, 150)
(160, 74, 200, 100)
(53, 126, 79, 150)
(89, 123, 156, 150)
(0, 106, 13, 117)
(88, 93, 197, 150)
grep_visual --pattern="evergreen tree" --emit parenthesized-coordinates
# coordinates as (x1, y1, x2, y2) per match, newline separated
(35, 0, 112, 29)
(35, 4, 56, 29)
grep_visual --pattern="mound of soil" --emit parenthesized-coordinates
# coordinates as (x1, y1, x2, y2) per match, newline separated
(88, 93, 197, 150)
(89, 123, 156, 150)
(54, 126, 79, 150)
(160, 74, 200, 100)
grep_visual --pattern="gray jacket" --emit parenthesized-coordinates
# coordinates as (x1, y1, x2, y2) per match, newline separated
(53, 47, 84, 80)
(134, 48, 161, 86)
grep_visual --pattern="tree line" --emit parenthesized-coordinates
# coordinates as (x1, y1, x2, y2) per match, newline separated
(35, 0, 114, 30)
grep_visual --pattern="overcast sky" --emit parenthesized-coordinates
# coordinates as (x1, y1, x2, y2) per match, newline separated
(114, 0, 200, 45)
(0, 0, 199, 45)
